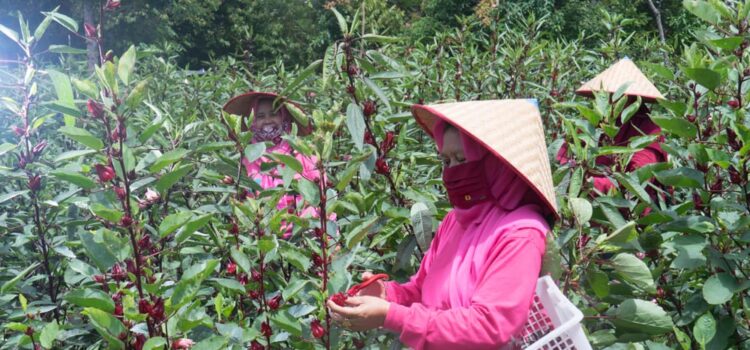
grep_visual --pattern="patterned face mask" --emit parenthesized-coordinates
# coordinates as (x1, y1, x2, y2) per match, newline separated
(250, 102, 293, 145)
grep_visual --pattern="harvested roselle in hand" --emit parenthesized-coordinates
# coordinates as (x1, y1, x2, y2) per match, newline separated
(329, 273, 390, 306)
(330, 292, 348, 306)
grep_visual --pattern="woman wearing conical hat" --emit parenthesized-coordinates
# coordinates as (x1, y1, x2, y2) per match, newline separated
(557, 58, 668, 196)
(223, 91, 323, 238)
(328, 100, 558, 349)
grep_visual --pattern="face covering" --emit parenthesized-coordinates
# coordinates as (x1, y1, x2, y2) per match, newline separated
(442, 156, 495, 209)
(249, 99, 294, 145)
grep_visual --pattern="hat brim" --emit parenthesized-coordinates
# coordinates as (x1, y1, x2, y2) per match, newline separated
(411, 102, 560, 220)
(575, 89, 662, 103)
(222, 92, 313, 136)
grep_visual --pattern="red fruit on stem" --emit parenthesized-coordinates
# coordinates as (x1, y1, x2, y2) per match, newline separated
(32, 140, 47, 158)
(381, 131, 395, 155)
(111, 264, 126, 281)
(114, 303, 123, 316)
(138, 235, 151, 250)
(375, 158, 390, 175)
(363, 100, 377, 117)
(248, 290, 260, 299)
(268, 295, 281, 310)
(364, 131, 376, 146)
(728, 99, 740, 109)
(226, 262, 237, 275)
(11, 125, 26, 137)
(312, 253, 324, 267)
(25, 326, 34, 336)
(730, 167, 743, 184)
(261, 322, 272, 338)
(87, 99, 104, 119)
(84, 23, 97, 38)
(93, 274, 106, 283)
(251, 269, 262, 282)
(346, 85, 356, 95)
(171, 338, 195, 349)
(250, 340, 264, 350)
(549, 89, 560, 97)
(710, 178, 723, 192)
(114, 186, 127, 200)
(27, 175, 42, 192)
(145, 188, 160, 203)
(138, 298, 151, 314)
(687, 114, 696, 123)
(311, 319, 325, 339)
(105, 0, 121, 10)
(95, 164, 116, 183)
(149, 297, 165, 322)
(120, 215, 133, 227)
(238, 273, 249, 285)
(347, 65, 359, 76)
(229, 222, 240, 235)
(125, 258, 137, 275)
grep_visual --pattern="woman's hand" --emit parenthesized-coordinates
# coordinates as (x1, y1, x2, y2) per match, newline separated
(327, 296, 390, 332)
(356, 271, 386, 299)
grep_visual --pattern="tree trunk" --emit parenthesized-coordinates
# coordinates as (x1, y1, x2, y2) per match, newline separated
(83, 0, 97, 72)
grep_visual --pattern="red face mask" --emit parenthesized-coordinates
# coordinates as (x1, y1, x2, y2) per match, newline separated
(442, 157, 495, 209)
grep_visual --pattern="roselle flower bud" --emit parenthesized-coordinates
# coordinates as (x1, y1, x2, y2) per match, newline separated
(138, 235, 151, 251)
(111, 124, 127, 142)
(261, 322, 272, 338)
(229, 222, 239, 235)
(138, 199, 150, 209)
(120, 215, 133, 227)
(172, 338, 194, 349)
(364, 131, 376, 147)
(727, 128, 741, 151)
(150, 297, 165, 322)
(114, 304, 123, 317)
(347, 65, 359, 76)
(140, 189, 158, 204)
(226, 262, 237, 275)
(114, 186, 127, 200)
(138, 299, 151, 314)
(34, 344, 42, 350)
(330, 292, 347, 306)
(238, 273, 248, 285)
(111, 264, 126, 281)
(312, 253, 324, 267)
(375, 158, 390, 175)
(267, 295, 281, 310)
(95, 164, 116, 183)
(16, 153, 28, 169)
(93, 274, 106, 283)
(248, 290, 260, 299)
(105, 0, 121, 10)
(346, 85, 356, 95)
(250, 340, 264, 350)
(311, 319, 325, 339)
(11, 125, 26, 137)
(84, 23, 97, 38)
(27, 174, 42, 192)
(693, 192, 704, 210)
(32, 141, 47, 158)
(87, 99, 105, 119)
(25, 326, 34, 336)
(687, 114, 696, 123)
(710, 178, 723, 192)
(125, 258, 137, 275)
(363, 100, 377, 117)
(381, 131, 395, 155)
(550, 89, 560, 97)
(313, 228, 323, 239)
(728, 99, 741, 109)
(730, 167, 743, 184)
(251, 269, 262, 282)
(222, 175, 235, 185)
(133, 334, 146, 350)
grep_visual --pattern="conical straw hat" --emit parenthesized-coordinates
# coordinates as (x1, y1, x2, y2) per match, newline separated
(576, 57, 664, 102)
(223, 91, 313, 136)
(412, 99, 559, 219)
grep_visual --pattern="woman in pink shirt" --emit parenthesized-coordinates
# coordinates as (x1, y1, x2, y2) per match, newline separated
(223, 91, 321, 238)
(328, 100, 559, 349)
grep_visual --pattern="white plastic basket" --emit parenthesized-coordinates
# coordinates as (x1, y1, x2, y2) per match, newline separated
(518, 276, 592, 350)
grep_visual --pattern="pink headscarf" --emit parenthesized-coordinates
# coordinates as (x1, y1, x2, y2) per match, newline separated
(433, 119, 546, 305)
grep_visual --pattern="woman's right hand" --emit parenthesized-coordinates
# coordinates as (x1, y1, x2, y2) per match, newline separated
(356, 271, 386, 299)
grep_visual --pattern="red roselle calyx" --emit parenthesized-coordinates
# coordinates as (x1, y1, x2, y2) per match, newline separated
(31, 141, 47, 158)
(728, 99, 741, 109)
(250, 340, 264, 350)
(229, 222, 239, 235)
(261, 322, 272, 337)
(330, 273, 389, 306)
(347, 65, 360, 76)
(226, 262, 237, 275)
(364, 131, 376, 147)
(27, 175, 42, 192)
(11, 125, 26, 137)
(111, 264, 126, 281)
(84, 23, 97, 38)
(363, 100, 377, 117)
(105, 0, 121, 10)
(375, 158, 390, 175)
(171, 338, 195, 350)
(311, 319, 325, 339)
(114, 186, 127, 200)
(268, 295, 282, 310)
(87, 99, 104, 119)
(95, 164, 116, 183)
(729, 167, 743, 184)
(381, 131, 395, 155)
(346, 85, 356, 95)
(222, 175, 234, 185)
(120, 215, 133, 227)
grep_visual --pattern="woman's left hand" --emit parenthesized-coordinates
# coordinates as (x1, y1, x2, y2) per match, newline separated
(327, 296, 390, 332)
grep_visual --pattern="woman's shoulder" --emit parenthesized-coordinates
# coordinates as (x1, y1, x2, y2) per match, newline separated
(495, 205, 550, 240)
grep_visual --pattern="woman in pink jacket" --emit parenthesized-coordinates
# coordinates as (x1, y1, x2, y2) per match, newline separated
(328, 100, 559, 349)
(223, 91, 321, 238)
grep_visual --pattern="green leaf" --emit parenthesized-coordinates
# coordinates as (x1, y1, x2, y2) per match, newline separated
(59, 126, 104, 150)
(50, 170, 96, 189)
(171, 259, 218, 306)
(230, 247, 251, 273)
(125, 79, 149, 109)
(48, 45, 87, 54)
(605, 221, 638, 244)
(0, 190, 28, 204)
(693, 313, 716, 347)
(654, 167, 704, 188)
(281, 59, 321, 97)
(159, 211, 193, 238)
(54, 149, 96, 163)
(661, 216, 715, 234)
(346, 216, 378, 249)
(613, 173, 652, 204)
(175, 214, 212, 243)
(155, 165, 191, 193)
(613, 299, 674, 335)
(650, 115, 697, 139)
(569, 197, 592, 226)
(282, 279, 309, 300)
(64, 288, 115, 313)
(298, 179, 320, 206)
(360, 34, 401, 43)
(42, 11, 78, 33)
(702, 273, 738, 305)
(90, 203, 123, 223)
(142, 337, 167, 350)
(683, 0, 721, 24)
(78, 230, 118, 271)
(47, 70, 76, 120)
(272, 310, 303, 336)
(0, 143, 16, 157)
(0, 23, 19, 43)
(411, 202, 433, 251)
(0, 262, 40, 293)
(83, 308, 125, 350)
(331, 7, 348, 35)
(117, 46, 136, 85)
(683, 67, 721, 90)
(212, 278, 245, 293)
(346, 103, 365, 151)
(71, 78, 99, 98)
(268, 153, 303, 174)
(611, 253, 656, 293)
(39, 322, 59, 349)
(150, 149, 189, 173)
(244, 142, 266, 164)
(669, 235, 707, 270)
(363, 77, 391, 111)
(642, 62, 675, 80)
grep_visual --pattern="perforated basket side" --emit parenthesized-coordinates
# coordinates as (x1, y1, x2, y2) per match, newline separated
(521, 276, 591, 350)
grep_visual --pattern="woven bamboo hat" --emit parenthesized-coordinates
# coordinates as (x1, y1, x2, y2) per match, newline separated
(576, 57, 665, 102)
(411, 99, 559, 219)
(222, 91, 313, 136)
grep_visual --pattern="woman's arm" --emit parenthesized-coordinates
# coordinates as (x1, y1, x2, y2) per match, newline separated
(383, 228, 545, 350)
